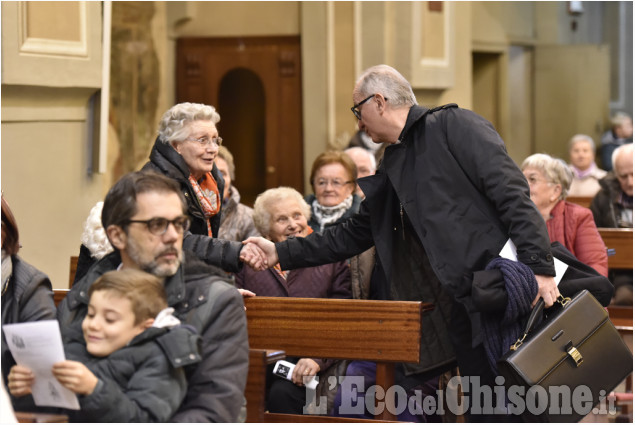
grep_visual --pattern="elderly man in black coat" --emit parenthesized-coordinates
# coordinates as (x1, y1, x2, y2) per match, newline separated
(243, 65, 558, 421)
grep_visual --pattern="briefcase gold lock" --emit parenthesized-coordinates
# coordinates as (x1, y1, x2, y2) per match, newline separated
(567, 345, 583, 367)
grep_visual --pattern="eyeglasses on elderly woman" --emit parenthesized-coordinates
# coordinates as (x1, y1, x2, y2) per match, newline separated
(183, 136, 223, 148)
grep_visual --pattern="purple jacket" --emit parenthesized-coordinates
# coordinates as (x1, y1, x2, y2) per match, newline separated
(234, 260, 352, 371)
(234, 262, 352, 299)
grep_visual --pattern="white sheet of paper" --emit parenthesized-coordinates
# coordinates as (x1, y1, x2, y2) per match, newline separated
(2, 320, 80, 410)
(499, 239, 568, 285)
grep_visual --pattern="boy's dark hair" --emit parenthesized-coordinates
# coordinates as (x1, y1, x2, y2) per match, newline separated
(1, 196, 20, 255)
(101, 171, 187, 230)
(88, 269, 167, 325)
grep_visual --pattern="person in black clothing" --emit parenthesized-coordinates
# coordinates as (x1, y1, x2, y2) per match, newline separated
(244, 64, 559, 421)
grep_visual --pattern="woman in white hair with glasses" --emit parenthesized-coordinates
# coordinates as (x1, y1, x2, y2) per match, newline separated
(142, 102, 226, 239)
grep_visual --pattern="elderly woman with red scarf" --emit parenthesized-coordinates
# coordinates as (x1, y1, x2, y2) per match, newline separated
(143, 102, 225, 238)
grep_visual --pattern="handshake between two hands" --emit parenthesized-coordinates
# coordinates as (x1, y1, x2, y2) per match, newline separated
(239, 237, 278, 271)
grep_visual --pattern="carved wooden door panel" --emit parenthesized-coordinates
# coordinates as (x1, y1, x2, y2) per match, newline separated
(176, 36, 303, 206)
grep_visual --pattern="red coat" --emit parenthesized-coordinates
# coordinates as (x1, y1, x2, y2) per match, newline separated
(546, 200, 608, 277)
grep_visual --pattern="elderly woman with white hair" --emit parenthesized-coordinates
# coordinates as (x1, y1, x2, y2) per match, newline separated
(521, 153, 608, 277)
(142, 102, 225, 238)
(234, 187, 351, 415)
(567, 134, 606, 197)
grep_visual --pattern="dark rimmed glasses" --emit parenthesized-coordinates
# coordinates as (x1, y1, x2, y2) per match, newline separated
(351, 94, 388, 120)
(351, 94, 375, 120)
(125, 216, 191, 235)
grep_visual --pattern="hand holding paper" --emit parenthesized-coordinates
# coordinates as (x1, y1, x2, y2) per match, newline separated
(2, 320, 80, 410)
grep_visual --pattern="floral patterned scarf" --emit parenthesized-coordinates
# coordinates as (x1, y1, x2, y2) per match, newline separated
(188, 172, 221, 237)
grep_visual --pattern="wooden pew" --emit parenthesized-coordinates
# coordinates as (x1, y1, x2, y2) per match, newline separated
(53, 288, 69, 307)
(69, 256, 79, 287)
(15, 411, 68, 423)
(247, 349, 286, 423)
(598, 228, 633, 270)
(607, 305, 634, 419)
(244, 297, 432, 422)
(567, 196, 593, 209)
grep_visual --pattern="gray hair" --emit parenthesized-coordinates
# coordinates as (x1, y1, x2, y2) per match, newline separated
(611, 112, 632, 128)
(521, 153, 573, 201)
(253, 187, 311, 237)
(612, 143, 634, 171)
(157, 102, 220, 144)
(356, 65, 417, 108)
(568, 134, 596, 154)
(217, 145, 236, 181)
(344, 146, 377, 173)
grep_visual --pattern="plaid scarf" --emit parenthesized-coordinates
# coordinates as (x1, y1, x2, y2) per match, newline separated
(188, 172, 221, 237)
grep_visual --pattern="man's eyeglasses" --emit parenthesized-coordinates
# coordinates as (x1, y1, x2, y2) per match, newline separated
(184, 136, 223, 148)
(351, 94, 387, 120)
(315, 179, 353, 189)
(125, 216, 191, 235)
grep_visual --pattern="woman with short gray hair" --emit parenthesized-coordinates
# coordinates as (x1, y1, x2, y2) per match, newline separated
(567, 134, 606, 197)
(142, 102, 225, 238)
(521, 153, 608, 277)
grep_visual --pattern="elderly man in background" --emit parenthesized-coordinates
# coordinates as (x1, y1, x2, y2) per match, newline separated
(58, 171, 250, 422)
(590, 143, 633, 305)
(600, 112, 633, 171)
(344, 147, 377, 199)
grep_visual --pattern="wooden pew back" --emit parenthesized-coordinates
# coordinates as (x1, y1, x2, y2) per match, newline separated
(244, 297, 432, 422)
(598, 228, 633, 270)
(245, 297, 429, 363)
(567, 196, 593, 209)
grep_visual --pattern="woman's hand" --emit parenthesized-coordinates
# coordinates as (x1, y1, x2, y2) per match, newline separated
(7, 365, 34, 397)
(52, 361, 98, 395)
(291, 358, 320, 386)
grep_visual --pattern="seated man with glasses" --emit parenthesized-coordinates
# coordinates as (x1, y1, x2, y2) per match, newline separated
(58, 171, 250, 423)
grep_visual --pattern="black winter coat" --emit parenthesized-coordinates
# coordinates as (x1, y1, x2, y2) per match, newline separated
(590, 172, 632, 228)
(142, 136, 225, 238)
(141, 137, 245, 273)
(57, 251, 249, 423)
(65, 326, 199, 423)
(277, 105, 555, 344)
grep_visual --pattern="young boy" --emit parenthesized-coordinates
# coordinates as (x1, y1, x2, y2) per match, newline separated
(8, 269, 200, 422)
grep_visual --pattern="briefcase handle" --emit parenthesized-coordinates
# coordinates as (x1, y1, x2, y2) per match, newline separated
(510, 295, 571, 351)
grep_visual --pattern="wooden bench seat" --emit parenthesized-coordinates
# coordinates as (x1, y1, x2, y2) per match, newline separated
(567, 196, 593, 209)
(598, 228, 633, 270)
(244, 296, 432, 422)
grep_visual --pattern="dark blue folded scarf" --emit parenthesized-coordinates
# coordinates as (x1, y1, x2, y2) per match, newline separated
(480, 257, 538, 375)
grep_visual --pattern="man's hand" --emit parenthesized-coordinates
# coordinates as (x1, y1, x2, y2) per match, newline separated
(52, 360, 98, 395)
(291, 358, 320, 386)
(239, 242, 267, 271)
(533, 274, 560, 308)
(242, 237, 278, 270)
(7, 365, 34, 397)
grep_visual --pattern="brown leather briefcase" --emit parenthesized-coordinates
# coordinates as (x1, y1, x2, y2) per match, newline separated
(497, 290, 633, 422)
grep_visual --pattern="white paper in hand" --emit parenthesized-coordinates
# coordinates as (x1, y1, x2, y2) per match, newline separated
(2, 320, 80, 410)
(499, 238, 568, 285)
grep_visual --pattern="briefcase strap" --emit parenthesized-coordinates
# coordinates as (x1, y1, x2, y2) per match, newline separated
(510, 295, 572, 351)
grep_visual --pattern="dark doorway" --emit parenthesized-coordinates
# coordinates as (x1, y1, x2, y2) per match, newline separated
(176, 36, 304, 206)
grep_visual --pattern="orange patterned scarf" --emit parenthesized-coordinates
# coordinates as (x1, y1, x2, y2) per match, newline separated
(188, 172, 221, 237)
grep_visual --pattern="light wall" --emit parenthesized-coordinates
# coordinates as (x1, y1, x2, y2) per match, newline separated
(1, 2, 106, 289)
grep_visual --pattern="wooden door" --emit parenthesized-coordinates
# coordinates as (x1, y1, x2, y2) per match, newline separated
(534, 45, 610, 162)
(176, 37, 303, 206)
